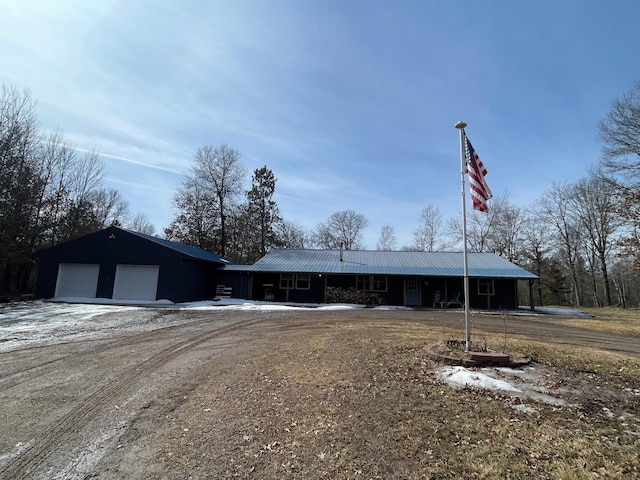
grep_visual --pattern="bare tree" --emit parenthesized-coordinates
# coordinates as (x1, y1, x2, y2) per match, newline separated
(411, 205, 443, 251)
(464, 210, 493, 253)
(88, 188, 130, 229)
(165, 177, 219, 251)
(609, 258, 640, 307)
(55, 149, 107, 242)
(377, 225, 397, 251)
(599, 80, 640, 172)
(521, 203, 552, 305)
(0, 84, 40, 293)
(540, 183, 584, 306)
(166, 145, 246, 256)
(193, 145, 246, 256)
(486, 195, 526, 262)
(274, 220, 308, 249)
(599, 80, 640, 269)
(0, 84, 120, 294)
(32, 130, 77, 244)
(127, 213, 156, 236)
(568, 168, 623, 306)
(313, 210, 369, 250)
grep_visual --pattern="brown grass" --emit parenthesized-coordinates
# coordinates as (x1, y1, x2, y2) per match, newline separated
(563, 306, 640, 337)
(150, 317, 640, 479)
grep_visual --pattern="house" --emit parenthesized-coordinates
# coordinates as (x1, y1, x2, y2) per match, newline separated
(34, 226, 237, 303)
(219, 249, 538, 309)
(34, 228, 538, 309)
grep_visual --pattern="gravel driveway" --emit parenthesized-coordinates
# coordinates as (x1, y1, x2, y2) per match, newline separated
(0, 302, 637, 479)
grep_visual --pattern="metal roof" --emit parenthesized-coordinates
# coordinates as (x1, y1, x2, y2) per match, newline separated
(122, 228, 233, 265)
(223, 249, 538, 279)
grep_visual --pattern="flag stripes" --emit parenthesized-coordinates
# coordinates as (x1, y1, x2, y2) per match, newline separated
(463, 131, 492, 213)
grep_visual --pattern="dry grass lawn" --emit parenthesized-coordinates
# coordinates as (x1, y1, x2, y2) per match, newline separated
(146, 311, 640, 479)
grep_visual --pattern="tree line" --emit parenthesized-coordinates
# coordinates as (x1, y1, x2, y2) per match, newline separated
(373, 81, 640, 309)
(3, 80, 640, 309)
(161, 144, 372, 263)
(0, 85, 153, 297)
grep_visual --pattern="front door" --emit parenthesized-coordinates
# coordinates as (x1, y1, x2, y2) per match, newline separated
(405, 277, 421, 306)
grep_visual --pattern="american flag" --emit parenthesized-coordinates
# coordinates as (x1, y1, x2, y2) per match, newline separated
(463, 131, 492, 213)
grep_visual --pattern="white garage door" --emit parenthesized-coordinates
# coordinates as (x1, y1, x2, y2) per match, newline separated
(55, 264, 100, 298)
(112, 265, 159, 301)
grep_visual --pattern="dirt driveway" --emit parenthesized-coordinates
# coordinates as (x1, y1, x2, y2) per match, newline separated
(0, 305, 638, 479)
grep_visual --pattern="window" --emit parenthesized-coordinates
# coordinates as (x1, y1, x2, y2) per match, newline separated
(280, 273, 294, 290)
(372, 275, 387, 292)
(281, 273, 310, 290)
(357, 275, 387, 292)
(407, 278, 418, 292)
(478, 278, 494, 295)
(356, 275, 370, 291)
(296, 273, 311, 290)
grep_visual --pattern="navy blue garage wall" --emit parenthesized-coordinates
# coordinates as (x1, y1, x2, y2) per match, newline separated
(177, 260, 216, 302)
(35, 227, 222, 303)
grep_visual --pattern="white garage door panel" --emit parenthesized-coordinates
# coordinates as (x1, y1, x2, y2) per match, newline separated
(55, 264, 100, 298)
(112, 265, 159, 301)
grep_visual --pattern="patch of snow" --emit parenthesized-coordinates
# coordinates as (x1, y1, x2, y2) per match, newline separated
(437, 366, 522, 393)
(0, 441, 31, 464)
(0, 298, 368, 352)
(52, 297, 175, 306)
(511, 404, 536, 415)
(517, 306, 592, 317)
(436, 365, 570, 407)
(624, 387, 640, 396)
(0, 301, 146, 352)
(180, 298, 363, 311)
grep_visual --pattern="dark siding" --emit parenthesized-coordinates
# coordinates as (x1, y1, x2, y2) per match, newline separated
(468, 278, 516, 309)
(287, 274, 324, 303)
(34, 257, 60, 299)
(36, 229, 523, 308)
(326, 275, 355, 290)
(384, 276, 405, 306)
(213, 271, 250, 300)
(173, 260, 211, 302)
(250, 273, 281, 301)
(247, 273, 324, 303)
(35, 227, 224, 303)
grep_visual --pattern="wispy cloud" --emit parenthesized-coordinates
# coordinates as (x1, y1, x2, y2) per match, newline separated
(1, 0, 639, 247)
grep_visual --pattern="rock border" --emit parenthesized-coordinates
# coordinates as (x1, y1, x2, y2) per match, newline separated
(423, 344, 532, 368)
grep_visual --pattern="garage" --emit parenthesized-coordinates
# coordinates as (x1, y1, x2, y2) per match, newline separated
(35, 226, 234, 303)
(112, 265, 160, 301)
(54, 264, 100, 298)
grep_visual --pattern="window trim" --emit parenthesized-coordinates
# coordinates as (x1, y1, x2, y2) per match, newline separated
(356, 275, 370, 291)
(280, 273, 294, 290)
(281, 273, 311, 290)
(295, 273, 311, 290)
(357, 275, 388, 292)
(478, 278, 495, 295)
(372, 275, 387, 292)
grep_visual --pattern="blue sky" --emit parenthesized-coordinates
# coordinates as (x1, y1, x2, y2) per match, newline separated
(1, 1, 639, 248)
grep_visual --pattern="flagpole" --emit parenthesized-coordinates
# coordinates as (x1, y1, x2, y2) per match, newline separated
(455, 120, 471, 352)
